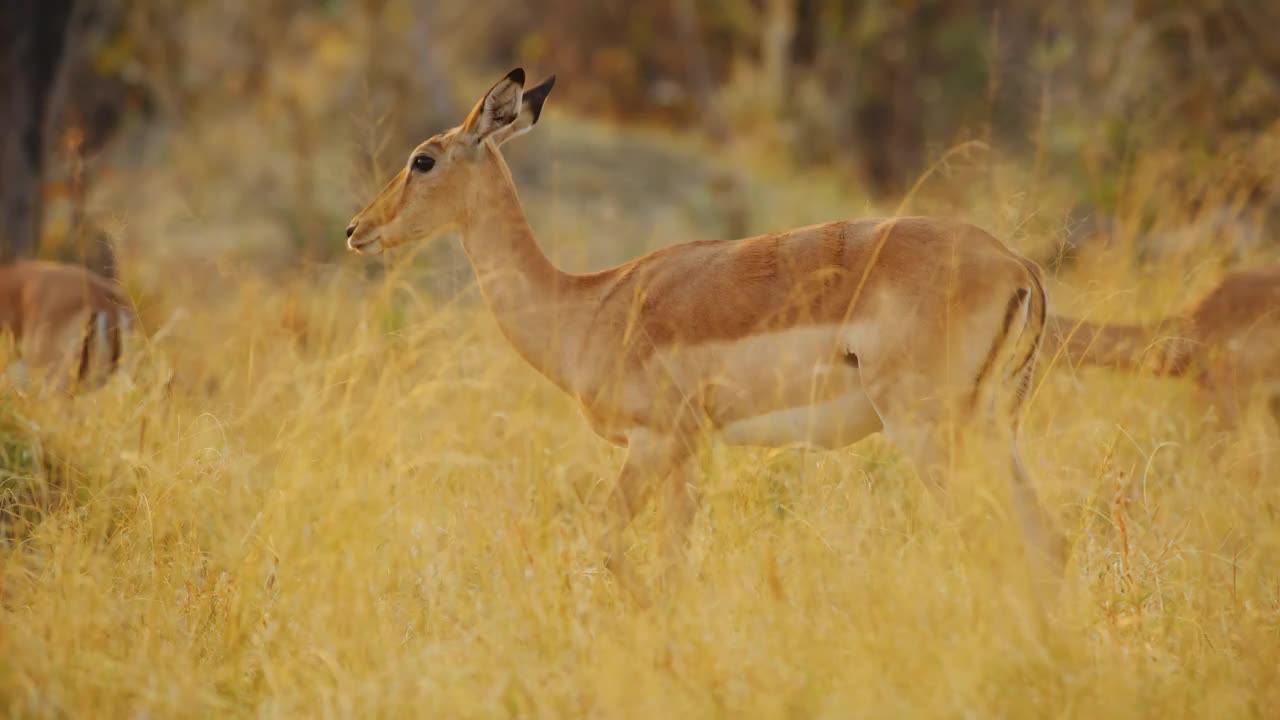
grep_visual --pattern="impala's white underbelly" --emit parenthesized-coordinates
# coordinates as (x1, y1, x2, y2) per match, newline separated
(717, 390, 883, 449)
(647, 323, 886, 448)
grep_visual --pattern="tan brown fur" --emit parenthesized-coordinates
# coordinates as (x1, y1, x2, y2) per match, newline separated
(347, 69, 1063, 589)
(0, 259, 133, 389)
(1046, 265, 1280, 426)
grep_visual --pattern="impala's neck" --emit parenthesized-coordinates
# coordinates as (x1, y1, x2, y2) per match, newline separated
(458, 144, 578, 391)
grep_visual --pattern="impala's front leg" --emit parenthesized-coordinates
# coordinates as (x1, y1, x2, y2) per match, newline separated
(654, 454, 701, 590)
(601, 429, 689, 596)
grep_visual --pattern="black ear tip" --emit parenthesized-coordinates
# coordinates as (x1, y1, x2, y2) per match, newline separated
(529, 75, 556, 99)
(525, 75, 556, 122)
(507, 68, 526, 86)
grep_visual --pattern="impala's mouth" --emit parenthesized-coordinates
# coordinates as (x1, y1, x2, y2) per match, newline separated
(348, 235, 384, 255)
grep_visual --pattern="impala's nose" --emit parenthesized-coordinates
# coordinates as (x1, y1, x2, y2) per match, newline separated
(346, 222, 358, 239)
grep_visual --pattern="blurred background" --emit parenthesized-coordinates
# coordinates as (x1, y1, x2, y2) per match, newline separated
(4, 0, 1279, 304)
(5, 4, 1280, 715)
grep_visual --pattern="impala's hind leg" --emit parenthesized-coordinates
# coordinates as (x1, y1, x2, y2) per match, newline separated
(882, 406, 1063, 573)
(859, 375, 958, 527)
(856, 362, 958, 498)
(1009, 440, 1065, 569)
(863, 357, 1063, 574)
(1001, 357, 1065, 569)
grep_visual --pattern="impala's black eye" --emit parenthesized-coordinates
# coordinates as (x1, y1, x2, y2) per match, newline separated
(411, 155, 435, 173)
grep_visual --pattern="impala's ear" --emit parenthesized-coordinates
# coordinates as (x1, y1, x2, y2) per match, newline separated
(493, 75, 556, 146)
(460, 68, 525, 145)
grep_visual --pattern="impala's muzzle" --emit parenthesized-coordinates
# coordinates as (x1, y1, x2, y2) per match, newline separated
(346, 220, 384, 255)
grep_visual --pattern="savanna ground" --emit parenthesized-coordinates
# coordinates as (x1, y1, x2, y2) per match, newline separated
(4, 7, 1280, 718)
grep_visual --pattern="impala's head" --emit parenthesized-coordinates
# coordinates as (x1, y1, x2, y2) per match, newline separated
(346, 68, 555, 255)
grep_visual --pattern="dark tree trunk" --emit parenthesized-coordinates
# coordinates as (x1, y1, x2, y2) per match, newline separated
(0, 0, 77, 263)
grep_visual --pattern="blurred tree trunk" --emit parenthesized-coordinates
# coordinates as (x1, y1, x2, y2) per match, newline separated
(673, 0, 746, 238)
(53, 0, 147, 281)
(761, 0, 797, 111)
(0, 0, 77, 263)
(672, 0, 728, 145)
(852, 3, 942, 198)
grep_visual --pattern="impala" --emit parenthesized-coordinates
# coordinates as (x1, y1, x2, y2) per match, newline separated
(1046, 265, 1280, 427)
(347, 69, 1063, 583)
(0, 259, 133, 390)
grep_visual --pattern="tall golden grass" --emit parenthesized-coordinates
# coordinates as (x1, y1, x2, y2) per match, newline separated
(3, 78, 1279, 717)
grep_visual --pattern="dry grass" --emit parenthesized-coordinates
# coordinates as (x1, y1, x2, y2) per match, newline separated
(4, 83, 1280, 718)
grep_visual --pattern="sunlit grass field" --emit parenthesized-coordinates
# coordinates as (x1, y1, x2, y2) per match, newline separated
(3, 104, 1279, 717)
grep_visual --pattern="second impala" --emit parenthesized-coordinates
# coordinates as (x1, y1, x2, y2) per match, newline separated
(347, 69, 1063, 577)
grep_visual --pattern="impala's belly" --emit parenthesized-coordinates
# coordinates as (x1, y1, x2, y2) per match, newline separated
(718, 391, 882, 449)
(646, 324, 885, 448)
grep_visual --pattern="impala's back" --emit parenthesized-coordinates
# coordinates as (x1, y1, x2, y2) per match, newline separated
(569, 215, 1044, 447)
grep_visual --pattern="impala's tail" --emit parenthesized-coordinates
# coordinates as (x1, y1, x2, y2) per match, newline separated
(969, 257, 1048, 426)
(1043, 315, 1194, 376)
(1006, 259, 1048, 413)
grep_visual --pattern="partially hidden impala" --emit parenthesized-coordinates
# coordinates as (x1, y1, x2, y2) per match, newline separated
(0, 259, 133, 390)
(347, 69, 1064, 583)
(1046, 265, 1280, 428)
